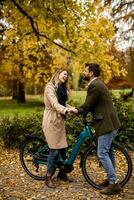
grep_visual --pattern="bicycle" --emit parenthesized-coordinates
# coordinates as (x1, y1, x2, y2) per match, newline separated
(20, 118, 132, 190)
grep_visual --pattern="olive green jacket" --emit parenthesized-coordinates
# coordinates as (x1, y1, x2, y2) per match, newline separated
(78, 78, 121, 137)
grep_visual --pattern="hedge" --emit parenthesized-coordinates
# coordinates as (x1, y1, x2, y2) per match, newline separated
(0, 98, 134, 150)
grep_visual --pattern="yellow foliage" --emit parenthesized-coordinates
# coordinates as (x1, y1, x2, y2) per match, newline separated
(0, 0, 127, 89)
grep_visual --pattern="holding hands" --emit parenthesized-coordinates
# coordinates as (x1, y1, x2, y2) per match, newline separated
(66, 107, 78, 115)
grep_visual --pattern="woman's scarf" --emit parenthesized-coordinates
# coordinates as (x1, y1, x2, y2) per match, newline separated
(56, 83, 68, 106)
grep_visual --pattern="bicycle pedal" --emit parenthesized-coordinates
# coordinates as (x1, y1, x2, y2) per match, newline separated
(36, 168, 39, 172)
(35, 164, 39, 172)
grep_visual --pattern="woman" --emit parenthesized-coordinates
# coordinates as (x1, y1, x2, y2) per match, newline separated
(42, 68, 76, 188)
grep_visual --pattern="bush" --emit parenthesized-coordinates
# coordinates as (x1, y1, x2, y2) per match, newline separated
(0, 113, 43, 148)
(113, 98, 134, 149)
(0, 98, 134, 150)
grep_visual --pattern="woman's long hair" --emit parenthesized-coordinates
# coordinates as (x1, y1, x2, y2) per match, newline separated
(50, 68, 68, 86)
(50, 68, 69, 106)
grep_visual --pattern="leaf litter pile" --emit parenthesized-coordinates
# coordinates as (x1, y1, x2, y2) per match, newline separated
(0, 144, 134, 200)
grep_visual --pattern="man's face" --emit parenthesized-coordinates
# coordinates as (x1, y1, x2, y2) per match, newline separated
(83, 66, 93, 81)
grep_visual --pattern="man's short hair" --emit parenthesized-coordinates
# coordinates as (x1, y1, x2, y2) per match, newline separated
(85, 63, 101, 77)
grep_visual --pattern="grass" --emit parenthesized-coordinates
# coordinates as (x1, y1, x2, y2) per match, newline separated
(69, 90, 86, 104)
(0, 95, 44, 117)
(0, 89, 133, 118)
(0, 92, 86, 117)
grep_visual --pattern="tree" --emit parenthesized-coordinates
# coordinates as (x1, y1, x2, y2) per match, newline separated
(127, 47, 134, 86)
(0, 0, 126, 97)
(122, 47, 134, 100)
(104, 0, 134, 48)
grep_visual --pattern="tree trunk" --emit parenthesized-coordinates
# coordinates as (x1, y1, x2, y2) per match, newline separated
(17, 63, 26, 103)
(34, 85, 37, 95)
(12, 79, 18, 100)
(17, 80, 26, 103)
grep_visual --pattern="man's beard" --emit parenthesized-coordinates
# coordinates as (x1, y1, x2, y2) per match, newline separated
(82, 75, 90, 81)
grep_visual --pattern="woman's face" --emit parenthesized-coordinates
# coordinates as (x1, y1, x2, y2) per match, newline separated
(58, 70, 68, 83)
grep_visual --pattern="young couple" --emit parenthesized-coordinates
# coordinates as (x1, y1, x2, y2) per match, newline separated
(42, 63, 122, 195)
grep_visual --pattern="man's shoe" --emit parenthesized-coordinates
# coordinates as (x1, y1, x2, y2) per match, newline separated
(100, 182, 122, 195)
(99, 179, 109, 187)
(45, 175, 56, 188)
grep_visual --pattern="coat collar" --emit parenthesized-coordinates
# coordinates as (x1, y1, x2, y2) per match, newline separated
(88, 77, 99, 86)
(49, 81, 58, 90)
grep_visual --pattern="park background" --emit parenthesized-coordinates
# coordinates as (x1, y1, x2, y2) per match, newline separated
(0, 0, 134, 200)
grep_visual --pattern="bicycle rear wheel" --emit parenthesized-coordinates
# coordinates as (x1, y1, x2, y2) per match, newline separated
(20, 136, 49, 180)
(81, 142, 132, 189)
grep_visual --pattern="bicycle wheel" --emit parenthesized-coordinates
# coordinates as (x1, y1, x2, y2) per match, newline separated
(81, 142, 132, 189)
(20, 136, 49, 180)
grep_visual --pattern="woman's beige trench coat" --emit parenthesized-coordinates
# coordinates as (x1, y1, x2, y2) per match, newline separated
(42, 82, 69, 149)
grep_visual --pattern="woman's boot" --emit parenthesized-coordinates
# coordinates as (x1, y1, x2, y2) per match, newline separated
(45, 174, 56, 188)
(57, 169, 73, 182)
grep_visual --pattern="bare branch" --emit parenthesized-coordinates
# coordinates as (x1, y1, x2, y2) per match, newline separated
(11, 0, 39, 39)
(10, 0, 75, 54)
(62, 0, 68, 10)
(39, 32, 75, 54)
(19, 31, 34, 42)
(112, 1, 133, 15)
(46, 7, 70, 40)
(114, 12, 134, 21)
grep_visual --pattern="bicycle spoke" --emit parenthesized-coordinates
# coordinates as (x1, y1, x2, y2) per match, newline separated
(81, 143, 132, 189)
(20, 137, 49, 180)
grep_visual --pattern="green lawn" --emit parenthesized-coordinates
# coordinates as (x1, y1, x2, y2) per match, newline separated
(0, 89, 133, 118)
(0, 96, 44, 117)
(70, 89, 134, 103)
(69, 90, 86, 104)
(0, 92, 86, 117)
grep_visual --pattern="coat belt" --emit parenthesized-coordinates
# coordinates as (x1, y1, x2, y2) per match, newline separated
(45, 107, 57, 112)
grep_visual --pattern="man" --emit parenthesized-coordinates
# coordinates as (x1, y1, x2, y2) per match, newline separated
(75, 63, 122, 195)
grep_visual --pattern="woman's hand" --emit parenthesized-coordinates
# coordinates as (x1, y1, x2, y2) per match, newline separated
(67, 107, 78, 115)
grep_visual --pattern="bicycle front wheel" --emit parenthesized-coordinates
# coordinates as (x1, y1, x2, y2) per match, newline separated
(81, 142, 132, 189)
(20, 136, 49, 180)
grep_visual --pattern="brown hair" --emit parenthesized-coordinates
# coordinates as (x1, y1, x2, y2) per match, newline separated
(85, 63, 101, 77)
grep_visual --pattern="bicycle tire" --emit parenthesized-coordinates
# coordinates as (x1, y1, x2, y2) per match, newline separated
(81, 141, 132, 189)
(20, 136, 49, 180)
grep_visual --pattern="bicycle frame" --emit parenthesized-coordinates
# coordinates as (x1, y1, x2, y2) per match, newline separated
(20, 124, 132, 188)
(66, 125, 94, 165)
(32, 124, 94, 167)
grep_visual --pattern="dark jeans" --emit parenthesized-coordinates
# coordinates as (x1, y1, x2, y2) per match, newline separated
(47, 148, 66, 174)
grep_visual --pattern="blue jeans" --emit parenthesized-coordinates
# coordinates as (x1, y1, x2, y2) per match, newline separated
(97, 129, 118, 183)
(47, 148, 66, 174)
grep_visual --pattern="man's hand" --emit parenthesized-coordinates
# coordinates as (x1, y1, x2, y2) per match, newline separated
(67, 108, 78, 115)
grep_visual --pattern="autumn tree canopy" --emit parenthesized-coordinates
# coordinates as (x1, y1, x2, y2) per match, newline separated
(0, 0, 127, 100)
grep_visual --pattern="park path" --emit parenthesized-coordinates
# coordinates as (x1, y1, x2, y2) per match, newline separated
(0, 145, 134, 200)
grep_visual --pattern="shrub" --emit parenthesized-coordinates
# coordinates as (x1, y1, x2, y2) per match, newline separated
(0, 113, 43, 148)
(0, 98, 133, 150)
(113, 98, 134, 149)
